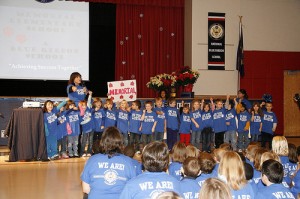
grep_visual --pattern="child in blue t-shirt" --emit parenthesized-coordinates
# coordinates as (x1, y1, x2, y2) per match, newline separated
(57, 106, 68, 159)
(120, 141, 181, 199)
(140, 101, 157, 145)
(196, 152, 216, 187)
(256, 159, 295, 199)
(79, 91, 94, 157)
(66, 100, 81, 157)
(129, 100, 143, 146)
(117, 100, 130, 146)
(169, 142, 187, 181)
(153, 97, 166, 142)
(92, 98, 105, 142)
(235, 101, 251, 151)
(224, 96, 238, 151)
(250, 102, 263, 142)
(190, 99, 202, 149)
(179, 103, 192, 146)
(201, 99, 214, 152)
(212, 98, 227, 149)
(179, 157, 201, 199)
(103, 98, 117, 128)
(43, 98, 68, 160)
(165, 97, 180, 150)
(261, 102, 277, 149)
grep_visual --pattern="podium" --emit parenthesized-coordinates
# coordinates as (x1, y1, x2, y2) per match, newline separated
(6, 108, 47, 161)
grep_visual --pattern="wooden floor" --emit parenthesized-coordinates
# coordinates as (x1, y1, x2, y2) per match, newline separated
(0, 147, 87, 199)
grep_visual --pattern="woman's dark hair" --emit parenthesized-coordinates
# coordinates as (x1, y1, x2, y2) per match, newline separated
(238, 89, 248, 99)
(142, 141, 169, 172)
(68, 72, 81, 85)
(99, 126, 123, 158)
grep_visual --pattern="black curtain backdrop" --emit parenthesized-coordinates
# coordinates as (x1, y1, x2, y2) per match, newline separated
(0, 3, 116, 98)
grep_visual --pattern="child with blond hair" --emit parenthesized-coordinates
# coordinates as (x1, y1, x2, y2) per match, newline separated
(198, 178, 232, 199)
(153, 97, 166, 142)
(272, 136, 294, 185)
(190, 99, 202, 149)
(186, 145, 200, 158)
(117, 99, 130, 146)
(218, 151, 254, 198)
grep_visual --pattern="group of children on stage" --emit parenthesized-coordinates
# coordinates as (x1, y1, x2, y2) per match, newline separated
(42, 91, 278, 160)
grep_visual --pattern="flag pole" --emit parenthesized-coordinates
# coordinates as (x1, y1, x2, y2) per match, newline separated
(237, 15, 243, 90)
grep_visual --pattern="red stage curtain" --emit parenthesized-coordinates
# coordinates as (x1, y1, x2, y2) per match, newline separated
(74, 0, 184, 97)
(115, 4, 184, 97)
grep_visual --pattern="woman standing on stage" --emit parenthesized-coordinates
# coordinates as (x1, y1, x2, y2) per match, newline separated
(67, 72, 90, 106)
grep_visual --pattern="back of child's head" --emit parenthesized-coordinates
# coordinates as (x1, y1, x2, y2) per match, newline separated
(288, 143, 298, 163)
(219, 143, 232, 151)
(142, 141, 169, 172)
(272, 136, 289, 156)
(133, 100, 141, 109)
(186, 145, 200, 158)
(182, 157, 201, 178)
(171, 142, 187, 163)
(244, 162, 254, 180)
(199, 152, 216, 174)
(246, 144, 260, 162)
(213, 148, 226, 163)
(198, 178, 232, 199)
(123, 144, 135, 158)
(261, 159, 284, 184)
(219, 151, 247, 190)
(66, 100, 75, 110)
(259, 151, 280, 171)
(156, 191, 181, 199)
(254, 148, 269, 171)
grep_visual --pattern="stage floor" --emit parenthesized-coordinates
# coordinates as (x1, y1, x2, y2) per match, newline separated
(0, 146, 86, 199)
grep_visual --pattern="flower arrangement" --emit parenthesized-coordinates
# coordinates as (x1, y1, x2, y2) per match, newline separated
(175, 66, 200, 87)
(146, 73, 177, 92)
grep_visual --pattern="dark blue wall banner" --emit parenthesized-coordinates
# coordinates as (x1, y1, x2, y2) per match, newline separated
(208, 12, 225, 70)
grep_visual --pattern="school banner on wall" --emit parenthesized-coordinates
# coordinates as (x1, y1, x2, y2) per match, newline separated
(208, 12, 225, 70)
(107, 80, 137, 102)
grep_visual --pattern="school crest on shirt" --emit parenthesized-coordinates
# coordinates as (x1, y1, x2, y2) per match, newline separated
(104, 169, 118, 185)
(149, 190, 164, 199)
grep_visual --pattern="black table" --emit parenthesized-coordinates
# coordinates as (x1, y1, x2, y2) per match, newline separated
(6, 108, 47, 161)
